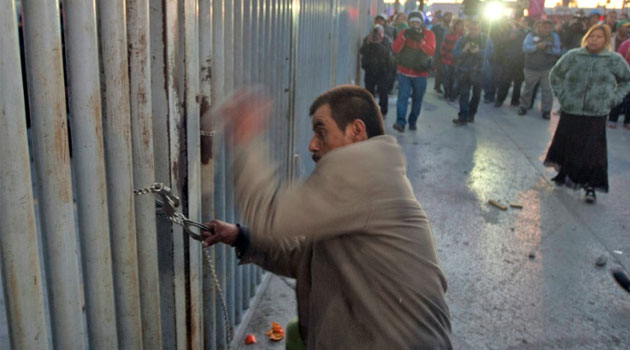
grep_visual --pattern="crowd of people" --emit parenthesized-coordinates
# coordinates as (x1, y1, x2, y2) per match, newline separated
(360, 9, 630, 203)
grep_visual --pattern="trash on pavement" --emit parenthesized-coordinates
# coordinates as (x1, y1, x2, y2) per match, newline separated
(489, 199, 508, 211)
(245, 334, 257, 345)
(595, 255, 607, 267)
(509, 203, 523, 209)
(266, 322, 285, 341)
(614, 250, 623, 255)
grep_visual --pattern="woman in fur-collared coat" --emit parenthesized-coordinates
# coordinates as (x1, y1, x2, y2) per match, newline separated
(546, 24, 630, 203)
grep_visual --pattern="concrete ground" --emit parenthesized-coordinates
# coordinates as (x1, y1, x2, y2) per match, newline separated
(234, 80, 630, 350)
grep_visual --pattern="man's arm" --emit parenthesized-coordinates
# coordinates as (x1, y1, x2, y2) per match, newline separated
(420, 29, 436, 56)
(550, 32, 562, 56)
(392, 29, 406, 53)
(232, 141, 371, 243)
(522, 33, 537, 53)
(452, 37, 465, 58)
(202, 220, 306, 278)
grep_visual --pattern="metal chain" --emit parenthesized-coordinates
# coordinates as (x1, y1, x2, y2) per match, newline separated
(134, 183, 233, 347)
(204, 248, 233, 345)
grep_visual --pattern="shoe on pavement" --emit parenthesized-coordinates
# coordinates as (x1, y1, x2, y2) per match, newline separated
(494, 101, 502, 108)
(608, 121, 618, 129)
(584, 187, 596, 203)
(408, 124, 417, 131)
(542, 111, 551, 120)
(469, 115, 475, 123)
(392, 122, 405, 132)
(510, 101, 520, 107)
(612, 269, 630, 293)
(517, 107, 527, 116)
(452, 118, 467, 126)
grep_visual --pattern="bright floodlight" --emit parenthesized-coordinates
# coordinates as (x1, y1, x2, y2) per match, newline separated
(484, 2, 505, 21)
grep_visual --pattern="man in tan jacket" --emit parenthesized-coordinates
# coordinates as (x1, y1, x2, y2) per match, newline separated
(203, 85, 452, 349)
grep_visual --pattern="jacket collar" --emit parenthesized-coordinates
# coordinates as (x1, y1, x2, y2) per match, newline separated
(576, 47, 612, 56)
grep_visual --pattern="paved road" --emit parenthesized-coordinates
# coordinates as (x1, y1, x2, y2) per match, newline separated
(234, 82, 630, 350)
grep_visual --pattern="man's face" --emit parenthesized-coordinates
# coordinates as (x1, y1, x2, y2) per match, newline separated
(375, 18, 386, 27)
(468, 23, 480, 36)
(538, 23, 553, 36)
(309, 104, 355, 163)
(443, 13, 452, 25)
(410, 20, 422, 29)
(608, 12, 617, 23)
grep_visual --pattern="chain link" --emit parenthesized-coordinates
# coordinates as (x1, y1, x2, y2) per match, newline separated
(134, 183, 233, 347)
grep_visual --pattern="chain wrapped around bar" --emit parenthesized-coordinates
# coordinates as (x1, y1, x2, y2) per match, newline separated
(134, 183, 233, 346)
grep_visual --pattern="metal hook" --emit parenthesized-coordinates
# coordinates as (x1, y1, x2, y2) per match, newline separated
(182, 219, 213, 241)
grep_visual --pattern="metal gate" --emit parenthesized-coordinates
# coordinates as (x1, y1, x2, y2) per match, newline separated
(0, 0, 381, 348)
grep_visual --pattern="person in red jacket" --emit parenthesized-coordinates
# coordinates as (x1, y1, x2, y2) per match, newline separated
(392, 11, 436, 132)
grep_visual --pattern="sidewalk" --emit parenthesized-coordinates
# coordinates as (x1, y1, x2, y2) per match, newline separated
(233, 79, 630, 349)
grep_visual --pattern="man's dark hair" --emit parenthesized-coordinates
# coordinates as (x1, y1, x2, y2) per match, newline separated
(309, 85, 385, 139)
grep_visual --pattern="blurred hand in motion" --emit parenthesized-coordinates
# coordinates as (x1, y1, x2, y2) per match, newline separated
(201, 219, 239, 248)
(213, 87, 273, 145)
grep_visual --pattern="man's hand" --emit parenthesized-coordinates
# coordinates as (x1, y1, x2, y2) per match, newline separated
(210, 88, 273, 145)
(201, 220, 239, 248)
(536, 42, 547, 50)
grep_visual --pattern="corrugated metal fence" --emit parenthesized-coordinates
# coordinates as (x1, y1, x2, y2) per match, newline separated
(0, 0, 381, 348)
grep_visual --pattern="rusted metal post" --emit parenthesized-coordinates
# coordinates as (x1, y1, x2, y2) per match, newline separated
(233, 0, 245, 325)
(199, 0, 218, 347)
(0, 2, 51, 349)
(212, 0, 229, 347)
(97, 0, 144, 348)
(127, 0, 163, 347)
(241, 0, 253, 310)
(64, 1, 121, 347)
(183, 0, 203, 347)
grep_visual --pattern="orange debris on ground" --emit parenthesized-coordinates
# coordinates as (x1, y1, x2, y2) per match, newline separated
(265, 322, 285, 341)
(245, 334, 257, 345)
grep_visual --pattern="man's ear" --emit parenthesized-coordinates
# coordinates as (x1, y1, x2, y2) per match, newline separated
(348, 119, 368, 142)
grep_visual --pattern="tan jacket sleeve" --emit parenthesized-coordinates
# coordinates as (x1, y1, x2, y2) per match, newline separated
(238, 227, 308, 279)
(232, 140, 371, 242)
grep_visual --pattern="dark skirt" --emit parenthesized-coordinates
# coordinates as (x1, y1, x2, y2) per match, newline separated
(544, 111, 609, 192)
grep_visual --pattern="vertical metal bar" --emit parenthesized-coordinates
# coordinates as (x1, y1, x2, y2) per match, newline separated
(233, 0, 244, 325)
(223, 0, 237, 328)
(211, 0, 228, 347)
(149, 1, 177, 348)
(98, 1, 144, 347)
(183, 0, 203, 347)
(65, 0, 121, 348)
(241, 0, 252, 310)
(164, 0, 188, 347)
(249, 0, 260, 295)
(0, 2, 50, 349)
(127, 0, 163, 347)
(199, 0, 217, 347)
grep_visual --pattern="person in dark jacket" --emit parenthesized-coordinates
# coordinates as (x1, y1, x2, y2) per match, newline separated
(360, 24, 394, 116)
(495, 21, 526, 107)
(440, 19, 464, 101)
(392, 11, 436, 132)
(517, 20, 561, 120)
(374, 13, 395, 41)
(452, 21, 493, 125)
(432, 12, 453, 93)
